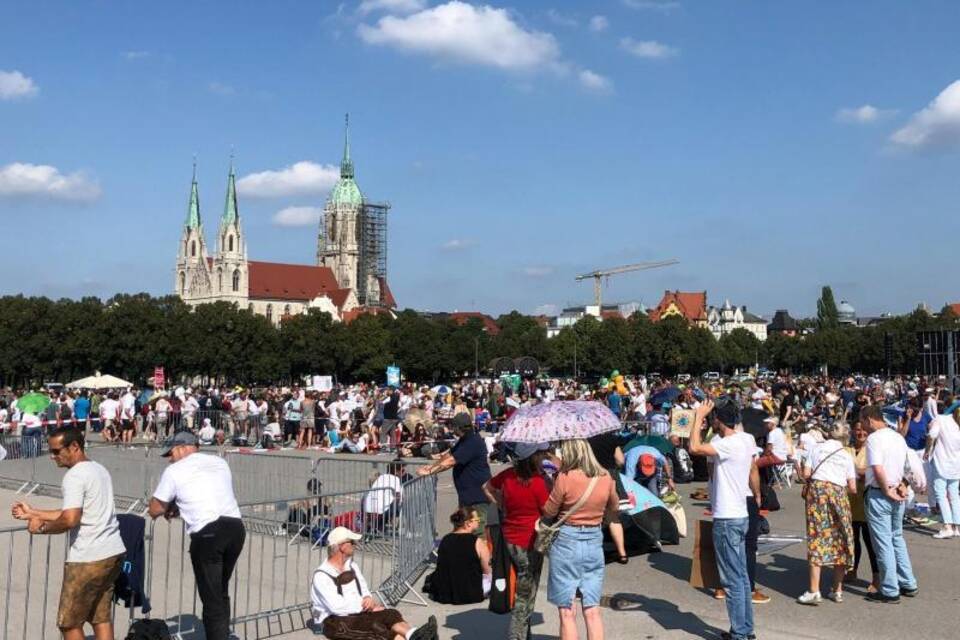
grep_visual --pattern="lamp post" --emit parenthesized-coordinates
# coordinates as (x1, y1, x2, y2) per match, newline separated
(474, 336, 480, 379)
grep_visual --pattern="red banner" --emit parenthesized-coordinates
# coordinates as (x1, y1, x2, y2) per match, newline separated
(154, 366, 165, 390)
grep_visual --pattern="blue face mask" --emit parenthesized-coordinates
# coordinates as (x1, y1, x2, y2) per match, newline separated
(542, 459, 559, 475)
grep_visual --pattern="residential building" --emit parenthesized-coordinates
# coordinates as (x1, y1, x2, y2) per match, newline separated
(707, 300, 767, 341)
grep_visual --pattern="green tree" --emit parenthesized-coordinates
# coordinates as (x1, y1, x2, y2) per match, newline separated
(719, 328, 761, 372)
(816, 286, 839, 330)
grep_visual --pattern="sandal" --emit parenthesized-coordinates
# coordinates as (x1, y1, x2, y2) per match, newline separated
(617, 555, 629, 565)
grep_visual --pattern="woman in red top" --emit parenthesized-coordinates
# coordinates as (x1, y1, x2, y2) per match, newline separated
(484, 442, 553, 640)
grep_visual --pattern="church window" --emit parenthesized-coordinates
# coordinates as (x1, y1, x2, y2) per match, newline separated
(228, 235, 234, 252)
(217, 268, 223, 292)
(330, 217, 337, 242)
(179, 272, 186, 294)
(266, 304, 273, 324)
(232, 269, 240, 292)
(191, 240, 196, 257)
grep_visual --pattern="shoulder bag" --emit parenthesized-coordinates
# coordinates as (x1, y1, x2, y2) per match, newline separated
(534, 475, 600, 554)
(801, 446, 843, 501)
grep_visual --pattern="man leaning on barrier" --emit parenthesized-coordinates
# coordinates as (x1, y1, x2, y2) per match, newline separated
(147, 430, 246, 640)
(311, 526, 438, 640)
(11, 426, 127, 640)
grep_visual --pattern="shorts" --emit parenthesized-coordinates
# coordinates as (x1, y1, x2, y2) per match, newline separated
(57, 554, 124, 629)
(121, 419, 134, 431)
(322, 609, 404, 640)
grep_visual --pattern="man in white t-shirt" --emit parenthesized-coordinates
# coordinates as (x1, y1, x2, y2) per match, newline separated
(12, 427, 126, 640)
(148, 431, 245, 640)
(861, 405, 917, 603)
(362, 463, 403, 525)
(99, 393, 120, 440)
(690, 397, 757, 640)
(925, 412, 960, 538)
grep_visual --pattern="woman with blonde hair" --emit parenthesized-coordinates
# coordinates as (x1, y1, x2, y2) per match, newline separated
(797, 421, 857, 605)
(543, 439, 626, 640)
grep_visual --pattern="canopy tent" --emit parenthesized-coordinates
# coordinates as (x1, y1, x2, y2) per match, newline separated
(65, 372, 132, 390)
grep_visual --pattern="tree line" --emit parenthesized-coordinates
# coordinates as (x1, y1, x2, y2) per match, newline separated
(0, 293, 956, 388)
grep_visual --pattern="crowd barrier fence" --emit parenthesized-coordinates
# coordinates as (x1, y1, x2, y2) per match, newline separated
(0, 471, 437, 640)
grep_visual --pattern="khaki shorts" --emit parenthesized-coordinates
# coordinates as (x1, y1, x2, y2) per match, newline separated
(57, 554, 124, 629)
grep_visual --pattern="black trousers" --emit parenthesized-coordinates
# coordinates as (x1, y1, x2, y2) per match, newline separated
(745, 497, 761, 592)
(189, 517, 246, 640)
(853, 520, 878, 574)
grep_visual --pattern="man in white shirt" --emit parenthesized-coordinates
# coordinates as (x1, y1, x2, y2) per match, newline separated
(12, 427, 126, 640)
(861, 405, 918, 603)
(120, 389, 137, 443)
(311, 527, 436, 640)
(689, 397, 756, 640)
(99, 393, 120, 441)
(147, 431, 245, 640)
(181, 391, 200, 431)
(363, 464, 403, 531)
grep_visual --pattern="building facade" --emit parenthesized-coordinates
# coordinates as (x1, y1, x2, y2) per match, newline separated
(175, 120, 395, 324)
(707, 300, 768, 341)
(649, 291, 709, 327)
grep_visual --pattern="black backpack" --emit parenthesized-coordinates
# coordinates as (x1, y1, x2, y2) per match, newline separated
(125, 619, 170, 640)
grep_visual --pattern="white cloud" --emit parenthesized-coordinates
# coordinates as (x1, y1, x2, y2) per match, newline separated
(588, 15, 609, 32)
(272, 206, 323, 227)
(578, 69, 613, 93)
(620, 37, 678, 59)
(623, 0, 680, 11)
(122, 50, 150, 60)
(523, 266, 555, 278)
(835, 104, 896, 125)
(441, 238, 476, 251)
(890, 80, 960, 149)
(0, 162, 101, 202)
(237, 161, 340, 198)
(0, 70, 39, 100)
(358, 0, 426, 14)
(208, 81, 237, 96)
(358, 1, 562, 71)
(546, 9, 578, 28)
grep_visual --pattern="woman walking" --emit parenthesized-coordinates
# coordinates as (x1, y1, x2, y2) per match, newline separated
(542, 439, 626, 640)
(847, 421, 879, 591)
(925, 406, 960, 538)
(797, 422, 857, 605)
(483, 443, 552, 640)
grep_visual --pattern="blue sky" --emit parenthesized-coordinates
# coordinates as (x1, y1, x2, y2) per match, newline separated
(2, 0, 960, 319)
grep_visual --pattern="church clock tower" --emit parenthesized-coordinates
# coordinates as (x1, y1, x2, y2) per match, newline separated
(175, 163, 213, 302)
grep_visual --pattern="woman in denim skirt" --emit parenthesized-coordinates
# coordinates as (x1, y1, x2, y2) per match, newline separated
(543, 439, 626, 640)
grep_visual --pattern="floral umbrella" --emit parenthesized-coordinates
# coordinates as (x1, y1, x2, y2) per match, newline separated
(500, 400, 621, 443)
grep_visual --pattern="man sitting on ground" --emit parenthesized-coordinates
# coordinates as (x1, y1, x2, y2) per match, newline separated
(311, 527, 437, 640)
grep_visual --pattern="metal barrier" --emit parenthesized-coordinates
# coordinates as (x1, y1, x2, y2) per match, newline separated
(0, 523, 149, 640)
(0, 433, 50, 460)
(0, 449, 438, 639)
(310, 455, 429, 495)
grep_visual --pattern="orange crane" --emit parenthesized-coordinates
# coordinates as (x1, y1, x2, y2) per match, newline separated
(575, 259, 679, 308)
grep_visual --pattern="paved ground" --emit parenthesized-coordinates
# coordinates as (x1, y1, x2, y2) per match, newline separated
(389, 471, 959, 640)
(3, 450, 958, 639)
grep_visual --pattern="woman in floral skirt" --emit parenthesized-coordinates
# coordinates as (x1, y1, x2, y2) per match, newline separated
(797, 422, 857, 605)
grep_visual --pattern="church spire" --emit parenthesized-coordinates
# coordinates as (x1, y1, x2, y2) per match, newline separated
(340, 113, 354, 179)
(222, 154, 238, 224)
(186, 158, 201, 229)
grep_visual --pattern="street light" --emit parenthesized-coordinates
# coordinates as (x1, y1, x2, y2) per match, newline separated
(474, 336, 480, 379)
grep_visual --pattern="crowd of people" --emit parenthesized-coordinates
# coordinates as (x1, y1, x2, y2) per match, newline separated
(3, 370, 958, 640)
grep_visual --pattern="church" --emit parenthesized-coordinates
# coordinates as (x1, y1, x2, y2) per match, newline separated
(174, 119, 396, 324)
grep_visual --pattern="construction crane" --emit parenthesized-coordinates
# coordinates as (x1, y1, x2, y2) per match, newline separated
(575, 259, 679, 308)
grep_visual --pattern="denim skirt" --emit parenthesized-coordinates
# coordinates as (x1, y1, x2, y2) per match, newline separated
(547, 524, 604, 608)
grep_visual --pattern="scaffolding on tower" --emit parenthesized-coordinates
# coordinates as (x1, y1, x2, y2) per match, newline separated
(357, 200, 390, 307)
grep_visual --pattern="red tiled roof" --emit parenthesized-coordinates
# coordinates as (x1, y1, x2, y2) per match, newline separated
(946, 303, 960, 317)
(449, 312, 500, 335)
(649, 290, 707, 323)
(378, 277, 397, 308)
(247, 261, 346, 304)
(342, 306, 393, 324)
(600, 310, 623, 321)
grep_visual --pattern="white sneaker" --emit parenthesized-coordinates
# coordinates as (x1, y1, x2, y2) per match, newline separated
(932, 529, 955, 539)
(797, 591, 822, 605)
(826, 590, 843, 603)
